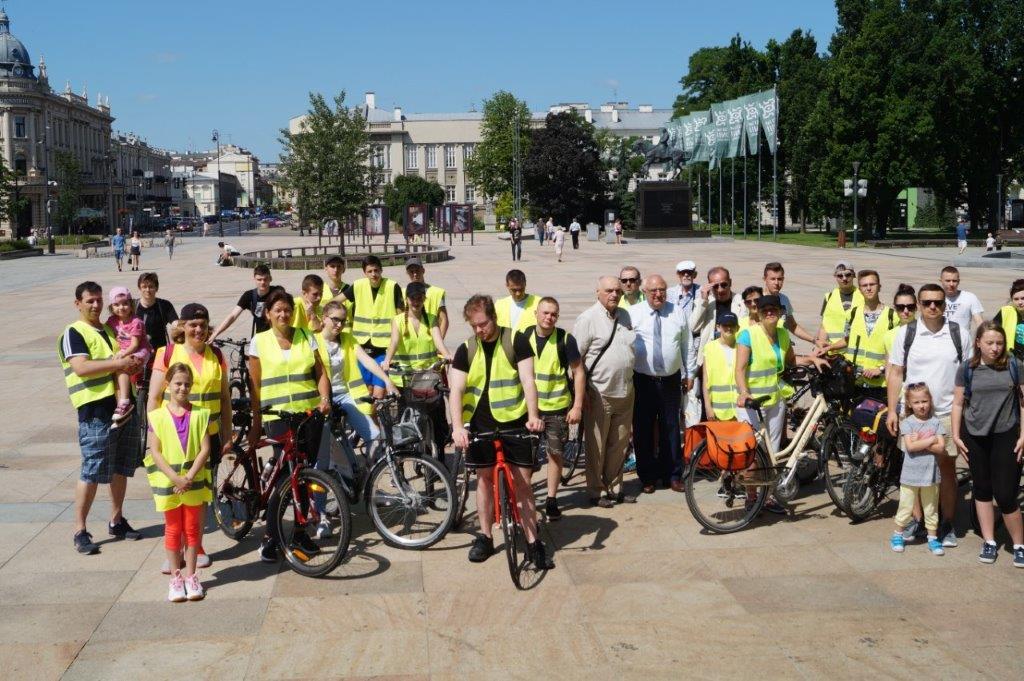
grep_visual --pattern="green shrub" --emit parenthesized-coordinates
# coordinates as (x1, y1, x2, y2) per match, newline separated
(473, 217, 485, 231)
(0, 239, 32, 252)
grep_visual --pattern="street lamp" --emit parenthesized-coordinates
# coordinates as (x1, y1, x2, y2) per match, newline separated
(843, 161, 868, 247)
(212, 129, 222, 237)
(997, 173, 1004, 232)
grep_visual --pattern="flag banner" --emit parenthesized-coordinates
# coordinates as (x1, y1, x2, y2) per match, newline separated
(667, 88, 779, 163)
(759, 89, 778, 153)
(742, 93, 760, 155)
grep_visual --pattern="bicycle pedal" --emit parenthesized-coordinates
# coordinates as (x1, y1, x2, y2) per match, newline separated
(290, 549, 310, 562)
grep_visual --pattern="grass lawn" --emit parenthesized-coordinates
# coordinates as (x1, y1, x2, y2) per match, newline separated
(703, 224, 957, 248)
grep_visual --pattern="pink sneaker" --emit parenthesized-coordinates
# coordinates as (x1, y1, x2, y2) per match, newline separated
(167, 570, 186, 602)
(185, 572, 205, 601)
(111, 401, 134, 428)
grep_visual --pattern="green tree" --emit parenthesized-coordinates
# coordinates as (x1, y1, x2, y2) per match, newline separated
(54, 152, 82, 234)
(0, 156, 28, 231)
(464, 91, 531, 199)
(382, 174, 445, 227)
(673, 35, 773, 116)
(597, 130, 644, 228)
(278, 91, 380, 231)
(522, 111, 605, 225)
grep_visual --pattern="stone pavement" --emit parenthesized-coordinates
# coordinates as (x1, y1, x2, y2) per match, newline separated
(2, 232, 1023, 680)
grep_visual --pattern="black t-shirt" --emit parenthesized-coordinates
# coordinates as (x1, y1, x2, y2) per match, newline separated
(518, 328, 581, 415)
(453, 329, 533, 431)
(237, 286, 284, 335)
(135, 298, 178, 349)
(62, 326, 117, 422)
(352, 280, 404, 355)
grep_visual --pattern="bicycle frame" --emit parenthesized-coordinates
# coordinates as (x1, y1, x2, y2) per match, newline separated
(491, 439, 522, 529)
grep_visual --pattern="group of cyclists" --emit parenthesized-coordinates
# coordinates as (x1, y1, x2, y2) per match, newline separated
(59, 249, 1024, 599)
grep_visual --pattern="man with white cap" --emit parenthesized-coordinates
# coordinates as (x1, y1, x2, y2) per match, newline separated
(667, 260, 704, 424)
(814, 260, 864, 351)
(667, 260, 701, 320)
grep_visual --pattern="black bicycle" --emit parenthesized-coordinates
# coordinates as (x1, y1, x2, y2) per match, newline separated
(212, 337, 251, 444)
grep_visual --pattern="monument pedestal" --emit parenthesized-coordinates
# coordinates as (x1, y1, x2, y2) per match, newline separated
(633, 181, 709, 239)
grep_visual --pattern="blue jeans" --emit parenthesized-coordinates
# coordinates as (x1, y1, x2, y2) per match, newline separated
(632, 371, 683, 485)
(314, 393, 380, 500)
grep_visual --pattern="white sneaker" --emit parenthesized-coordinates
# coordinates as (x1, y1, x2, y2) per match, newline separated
(941, 531, 959, 548)
(184, 572, 205, 601)
(315, 519, 333, 540)
(196, 553, 212, 569)
(167, 570, 187, 602)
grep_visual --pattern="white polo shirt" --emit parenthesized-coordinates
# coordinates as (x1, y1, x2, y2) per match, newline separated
(889, 319, 972, 416)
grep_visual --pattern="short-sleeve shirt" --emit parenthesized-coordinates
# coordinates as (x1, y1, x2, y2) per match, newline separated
(106, 315, 148, 354)
(737, 328, 783, 368)
(956, 224, 968, 241)
(452, 331, 533, 431)
(61, 324, 117, 422)
(237, 286, 285, 335)
(135, 298, 178, 349)
(955, 361, 1020, 436)
(112, 234, 125, 252)
(943, 290, 983, 330)
(888, 320, 972, 416)
(516, 329, 581, 416)
(899, 415, 944, 486)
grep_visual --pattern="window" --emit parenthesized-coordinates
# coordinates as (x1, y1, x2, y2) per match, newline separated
(405, 145, 418, 169)
(465, 185, 476, 203)
(370, 145, 390, 169)
(13, 156, 26, 176)
(425, 145, 437, 169)
(445, 185, 456, 202)
(445, 145, 456, 168)
(463, 144, 475, 160)
(13, 115, 26, 138)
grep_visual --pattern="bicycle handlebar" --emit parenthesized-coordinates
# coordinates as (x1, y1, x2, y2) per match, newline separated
(467, 427, 539, 443)
(213, 337, 249, 349)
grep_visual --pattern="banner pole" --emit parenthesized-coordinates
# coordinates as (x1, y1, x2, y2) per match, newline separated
(707, 164, 711, 229)
(718, 165, 723, 236)
(772, 148, 778, 241)
(697, 168, 701, 229)
(731, 157, 735, 239)
(757, 140, 762, 241)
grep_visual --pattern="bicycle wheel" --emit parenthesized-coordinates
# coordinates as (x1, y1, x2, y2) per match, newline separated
(560, 426, 584, 485)
(366, 453, 456, 549)
(135, 381, 149, 458)
(270, 467, 351, 577)
(497, 468, 527, 589)
(450, 448, 471, 529)
(842, 458, 880, 522)
(820, 421, 860, 511)
(212, 446, 258, 540)
(684, 442, 770, 534)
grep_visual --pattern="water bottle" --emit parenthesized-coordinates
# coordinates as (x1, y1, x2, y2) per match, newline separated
(260, 458, 274, 484)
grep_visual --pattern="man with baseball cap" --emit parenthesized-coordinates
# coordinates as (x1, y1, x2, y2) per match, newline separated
(815, 261, 864, 351)
(405, 257, 448, 337)
(667, 260, 701, 320)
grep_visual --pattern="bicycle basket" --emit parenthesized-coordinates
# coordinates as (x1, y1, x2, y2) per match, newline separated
(390, 421, 422, 447)
(402, 370, 443, 405)
(851, 397, 887, 432)
(693, 421, 757, 471)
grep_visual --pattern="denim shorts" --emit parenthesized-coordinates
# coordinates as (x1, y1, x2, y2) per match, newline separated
(358, 354, 387, 389)
(78, 413, 142, 484)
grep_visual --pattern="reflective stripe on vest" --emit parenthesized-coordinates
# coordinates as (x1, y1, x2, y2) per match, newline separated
(351, 278, 399, 347)
(528, 328, 572, 412)
(254, 328, 320, 420)
(161, 343, 225, 434)
(843, 305, 894, 388)
(495, 294, 540, 332)
(461, 329, 527, 422)
(1000, 305, 1018, 351)
(704, 340, 737, 420)
(57, 321, 117, 408)
(393, 313, 438, 387)
(746, 325, 790, 407)
(144, 405, 213, 512)
(821, 287, 864, 342)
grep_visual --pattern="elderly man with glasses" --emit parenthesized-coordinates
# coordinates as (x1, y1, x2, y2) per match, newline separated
(814, 261, 864, 352)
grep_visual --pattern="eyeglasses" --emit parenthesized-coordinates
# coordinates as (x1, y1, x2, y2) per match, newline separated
(894, 303, 917, 312)
(920, 299, 945, 308)
(711, 282, 730, 290)
(647, 287, 667, 293)
(835, 273, 853, 280)
(326, 316, 345, 324)
(743, 298, 759, 307)
(620, 277, 639, 284)
(677, 270, 696, 277)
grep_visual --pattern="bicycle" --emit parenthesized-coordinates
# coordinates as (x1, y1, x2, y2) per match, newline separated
(466, 427, 547, 590)
(684, 357, 862, 533)
(386, 360, 450, 467)
(839, 399, 903, 521)
(212, 337, 251, 443)
(211, 408, 350, 577)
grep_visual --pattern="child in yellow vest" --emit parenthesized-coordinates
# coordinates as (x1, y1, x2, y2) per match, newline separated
(146, 362, 212, 602)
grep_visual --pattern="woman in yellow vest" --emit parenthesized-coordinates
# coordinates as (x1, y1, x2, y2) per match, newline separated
(247, 290, 332, 563)
(701, 311, 741, 421)
(148, 303, 231, 574)
(146, 362, 212, 602)
(993, 278, 1024, 361)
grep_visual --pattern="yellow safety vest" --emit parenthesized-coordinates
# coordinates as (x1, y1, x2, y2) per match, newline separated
(704, 340, 738, 420)
(351, 278, 399, 349)
(821, 287, 864, 344)
(619, 293, 645, 310)
(290, 295, 323, 332)
(315, 331, 372, 416)
(254, 328, 320, 421)
(392, 313, 438, 387)
(745, 324, 791, 407)
(527, 327, 572, 413)
(424, 285, 446, 324)
(159, 343, 225, 434)
(495, 294, 540, 332)
(844, 305, 897, 387)
(322, 279, 354, 330)
(461, 327, 527, 423)
(57, 321, 118, 409)
(1000, 305, 1019, 351)
(144, 405, 212, 512)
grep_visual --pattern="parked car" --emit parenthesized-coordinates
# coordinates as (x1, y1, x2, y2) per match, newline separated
(203, 215, 220, 225)
(176, 217, 196, 232)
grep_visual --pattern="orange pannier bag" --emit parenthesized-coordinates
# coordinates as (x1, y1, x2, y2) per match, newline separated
(684, 421, 757, 471)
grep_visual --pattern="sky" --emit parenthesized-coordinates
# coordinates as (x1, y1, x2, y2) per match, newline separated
(14, 1, 837, 162)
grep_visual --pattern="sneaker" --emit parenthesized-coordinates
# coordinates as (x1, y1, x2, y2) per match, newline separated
(258, 539, 279, 563)
(468, 534, 494, 563)
(545, 497, 562, 521)
(979, 542, 998, 564)
(890, 533, 905, 553)
(528, 540, 556, 570)
(111, 401, 134, 427)
(941, 530, 959, 548)
(622, 453, 637, 474)
(763, 497, 787, 515)
(73, 530, 99, 555)
(927, 538, 945, 556)
(901, 518, 922, 542)
(1014, 546, 1024, 568)
(717, 485, 746, 500)
(289, 531, 321, 557)
(613, 492, 638, 504)
(161, 555, 184, 574)
(315, 518, 333, 539)
(184, 573, 205, 601)
(167, 570, 187, 602)
(108, 517, 142, 541)
(196, 553, 212, 570)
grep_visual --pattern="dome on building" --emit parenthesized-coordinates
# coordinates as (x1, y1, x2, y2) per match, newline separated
(0, 10, 35, 80)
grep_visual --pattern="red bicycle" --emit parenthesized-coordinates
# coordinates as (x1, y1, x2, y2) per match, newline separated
(211, 408, 351, 577)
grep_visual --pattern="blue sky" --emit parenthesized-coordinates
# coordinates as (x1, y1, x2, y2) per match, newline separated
(15, 1, 837, 162)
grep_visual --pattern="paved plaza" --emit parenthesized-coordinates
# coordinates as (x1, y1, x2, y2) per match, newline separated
(2, 233, 1024, 680)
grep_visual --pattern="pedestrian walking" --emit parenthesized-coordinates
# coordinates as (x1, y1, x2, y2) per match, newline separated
(537, 218, 546, 246)
(129, 231, 142, 271)
(164, 229, 175, 260)
(986, 232, 996, 252)
(509, 217, 523, 261)
(553, 225, 566, 262)
(613, 218, 623, 245)
(956, 217, 969, 255)
(569, 218, 581, 250)
(112, 228, 126, 272)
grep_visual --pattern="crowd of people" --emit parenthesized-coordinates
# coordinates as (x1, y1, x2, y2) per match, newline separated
(57, 251, 1024, 602)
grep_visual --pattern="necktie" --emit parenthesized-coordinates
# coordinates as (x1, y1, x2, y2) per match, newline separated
(653, 311, 665, 374)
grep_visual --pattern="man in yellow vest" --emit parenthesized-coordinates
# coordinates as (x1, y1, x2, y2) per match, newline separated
(618, 266, 645, 309)
(814, 260, 864, 352)
(519, 296, 586, 520)
(495, 269, 540, 333)
(290, 274, 325, 332)
(59, 281, 145, 555)
(350, 255, 404, 397)
(449, 294, 552, 569)
(404, 257, 449, 338)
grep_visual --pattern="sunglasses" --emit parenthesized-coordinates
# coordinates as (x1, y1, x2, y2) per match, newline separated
(677, 270, 696, 277)
(920, 299, 945, 308)
(711, 282, 730, 290)
(894, 303, 917, 312)
(620, 277, 639, 284)
(835, 273, 854, 280)
(743, 298, 759, 307)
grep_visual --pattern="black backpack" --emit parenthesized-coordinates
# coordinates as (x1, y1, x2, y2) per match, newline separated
(902, 321, 963, 379)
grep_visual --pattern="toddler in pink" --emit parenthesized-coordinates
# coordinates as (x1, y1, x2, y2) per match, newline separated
(106, 286, 152, 426)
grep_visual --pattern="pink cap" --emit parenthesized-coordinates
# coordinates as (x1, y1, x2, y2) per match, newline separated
(108, 286, 132, 304)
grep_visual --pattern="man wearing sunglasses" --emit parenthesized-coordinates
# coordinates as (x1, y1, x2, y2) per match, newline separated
(886, 283, 972, 548)
(618, 266, 645, 309)
(815, 261, 864, 352)
(667, 260, 701, 319)
(689, 267, 746, 423)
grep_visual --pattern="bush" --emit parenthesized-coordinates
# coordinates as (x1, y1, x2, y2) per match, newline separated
(913, 201, 956, 232)
(53, 234, 104, 246)
(473, 217, 485, 231)
(0, 239, 32, 252)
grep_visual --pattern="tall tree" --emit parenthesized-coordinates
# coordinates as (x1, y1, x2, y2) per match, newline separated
(522, 111, 605, 226)
(278, 91, 380, 230)
(673, 35, 773, 116)
(464, 91, 531, 200)
(0, 156, 27, 232)
(382, 175, 445, 226)
(597, 130, 644, 228)
(54, 152, 82, 234)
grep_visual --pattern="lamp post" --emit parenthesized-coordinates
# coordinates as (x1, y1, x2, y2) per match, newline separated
(852, 161, 860, 248)
(997, 173, 1004, 232)
(212, 129, 222, 237)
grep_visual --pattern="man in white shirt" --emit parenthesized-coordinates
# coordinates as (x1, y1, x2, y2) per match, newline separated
(940, 266, 984, 332)
(629, 274, 696, 494)
(886, 283, 972, 548)
(568, 218, 581, 250)
(667, 260, 701, 319)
